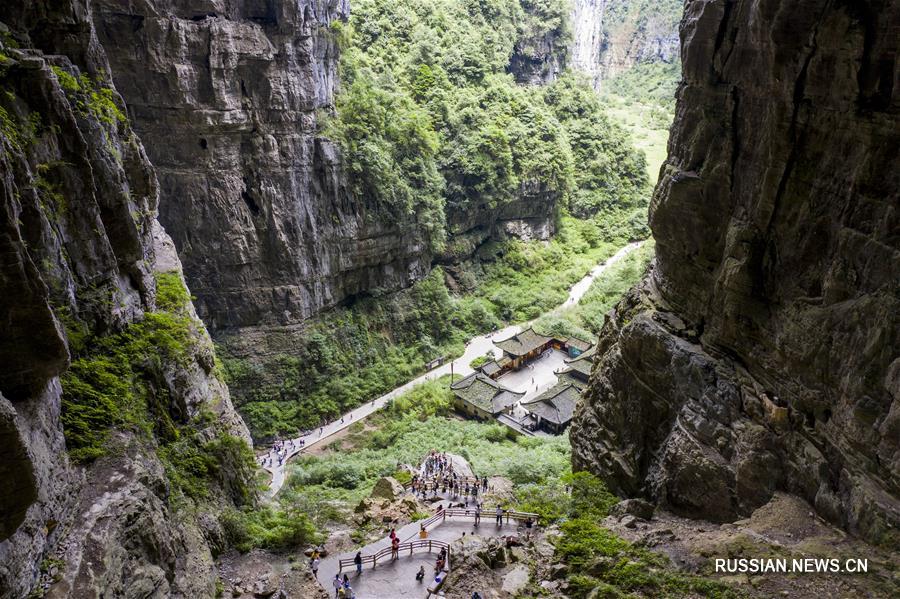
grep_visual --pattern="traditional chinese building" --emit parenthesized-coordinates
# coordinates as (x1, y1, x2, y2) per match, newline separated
(494, 327, 553, 369)
(450, 372, 525, 420)
(521, 384, 580, 434)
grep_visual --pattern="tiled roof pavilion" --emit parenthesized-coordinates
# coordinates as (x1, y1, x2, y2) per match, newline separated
(450, 372, 524, 415)
(523, 383, 580, 426)
(494, 327, 552, 357)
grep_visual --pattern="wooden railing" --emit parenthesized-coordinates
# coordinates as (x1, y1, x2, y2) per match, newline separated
(338, 539, 451, 573)
(431, 507, 539, 525)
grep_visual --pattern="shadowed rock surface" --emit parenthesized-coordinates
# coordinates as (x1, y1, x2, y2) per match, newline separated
(572, 0, 899, 545)
(0, 3, 251, 597)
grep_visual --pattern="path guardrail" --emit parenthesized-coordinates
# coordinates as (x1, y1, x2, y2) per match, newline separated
(411, 507, 540, 530)
(404, 475, 484, 492)
(338, 539, 451, 573)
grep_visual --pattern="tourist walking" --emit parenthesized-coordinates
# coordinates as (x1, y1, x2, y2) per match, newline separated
(416, 565, 425, 582)
(391, 535, 400, 560)
(495, 505, 503, 525)
(332, 574, 342, 598)
(354, 551, 362, 575)
(311, 556, 320, 578)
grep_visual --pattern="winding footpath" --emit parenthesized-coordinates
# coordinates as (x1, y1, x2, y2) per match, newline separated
(261, 241, 644, 496)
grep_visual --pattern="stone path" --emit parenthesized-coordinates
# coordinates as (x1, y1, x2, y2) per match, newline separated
(319, 519, 523, 599)
(317, 454, 530, 599)
(262, 241, 644, 496)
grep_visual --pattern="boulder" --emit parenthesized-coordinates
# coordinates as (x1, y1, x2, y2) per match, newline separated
(609, 499, 655, 521)
(370, 477, 405, 501)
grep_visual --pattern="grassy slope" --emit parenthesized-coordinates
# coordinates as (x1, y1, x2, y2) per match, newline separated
(604, 99, 670, 185)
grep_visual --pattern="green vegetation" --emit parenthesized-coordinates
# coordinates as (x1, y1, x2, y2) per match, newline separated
(267, 379, 739, 596)
(222, 217, 643, 440)
(606, 61, 680, 116)
(51, 65, 126, 128)
(603, 60, 680, 182)
(516, 468, 741, 598)
(535, 240, 654, 341)
(469, 354, 493, 369)
(0, 104, 22, 149)
(220, 504, 322, 553)
(220, 0, 659, 441)
(592, 0, 682, 183)
(327, 0, 649, 247)
(60, 272, 255, 504)
(276, 379, 570, 515)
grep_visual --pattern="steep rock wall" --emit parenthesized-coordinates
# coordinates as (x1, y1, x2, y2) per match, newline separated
(0, 3, 250, 596)
(572, 0, 899, 546)
(570, 0, 681, 90)
(91, 0, 436, 331)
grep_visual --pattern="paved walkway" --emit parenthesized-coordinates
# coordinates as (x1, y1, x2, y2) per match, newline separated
(261, 241, 644, 496)
(318, 454, 530, 598)
(560, 241, 643, 309)
(319, 519, 523, 598)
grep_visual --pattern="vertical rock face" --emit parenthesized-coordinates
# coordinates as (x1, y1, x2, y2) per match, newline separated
(570, 0, 681, 90)
(570, 0, 607, 87)
(91, 0, 434, 331)
(0, 2, 250, 596)
(572, 0, 899, 546)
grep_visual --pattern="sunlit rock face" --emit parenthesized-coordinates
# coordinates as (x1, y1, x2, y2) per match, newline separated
(572, 0, 899, 545)
(569, 0, 681, 90)
(92, 0, 570, 334)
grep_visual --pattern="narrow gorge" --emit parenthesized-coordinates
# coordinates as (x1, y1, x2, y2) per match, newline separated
(1, 1, 897, 598)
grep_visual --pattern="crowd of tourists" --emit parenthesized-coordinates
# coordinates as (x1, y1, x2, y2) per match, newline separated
(257, 437, 305, 468)
(318, 450, 539, 596)
(409, 451, 490, 505)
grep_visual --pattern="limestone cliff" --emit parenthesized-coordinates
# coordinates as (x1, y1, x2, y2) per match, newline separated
(572, 0, 900, 546)
(570, 0, 681, 90)
(88, 0, 436, 331)
(90, 0, 580, 336)
(0, 3, 251, 597)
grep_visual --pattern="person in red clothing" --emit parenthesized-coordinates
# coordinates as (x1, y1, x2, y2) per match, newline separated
(391, 535, 400, 560)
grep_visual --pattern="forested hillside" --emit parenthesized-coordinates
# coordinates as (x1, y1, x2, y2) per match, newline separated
(220, 0, 658, 440)
(327, 0, 649, 245)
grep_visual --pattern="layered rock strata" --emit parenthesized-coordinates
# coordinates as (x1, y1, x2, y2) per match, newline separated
(91, 0, 436, 330)
(572, 0, 900, 546)
(0, 3, 250, 596)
